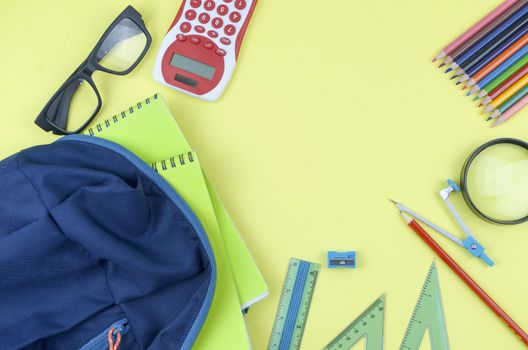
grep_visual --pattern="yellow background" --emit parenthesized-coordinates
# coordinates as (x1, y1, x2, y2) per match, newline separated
(1, 0, 527, 349)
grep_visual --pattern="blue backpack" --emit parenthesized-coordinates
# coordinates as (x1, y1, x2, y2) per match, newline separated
(0, 135, 216, 349)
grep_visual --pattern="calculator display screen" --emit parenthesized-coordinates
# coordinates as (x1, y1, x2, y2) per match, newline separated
(169, 53, 216, 80)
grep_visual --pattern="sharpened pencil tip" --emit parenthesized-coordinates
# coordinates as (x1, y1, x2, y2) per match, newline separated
(388, 199, 398, 204)
(445, 68, 452, 73)
(456, 82, 461, 85)
(492, 118, 504, 127)
(486, 116, 492, 121)
(439, 63, 446, 68)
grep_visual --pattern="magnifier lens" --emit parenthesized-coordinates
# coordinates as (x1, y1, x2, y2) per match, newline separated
(465, 143, 528, 222)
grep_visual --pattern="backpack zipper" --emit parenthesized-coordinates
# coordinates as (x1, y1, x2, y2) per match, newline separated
(79, 318, 130, 350)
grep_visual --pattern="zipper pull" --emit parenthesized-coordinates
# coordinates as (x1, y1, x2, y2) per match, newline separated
(107, 327, 122, 350)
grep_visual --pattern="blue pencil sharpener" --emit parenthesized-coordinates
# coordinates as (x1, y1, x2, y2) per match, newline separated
(327, 251, 356, 268)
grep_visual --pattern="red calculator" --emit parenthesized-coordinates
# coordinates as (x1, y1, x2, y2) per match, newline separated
(153, 0, 257, 101)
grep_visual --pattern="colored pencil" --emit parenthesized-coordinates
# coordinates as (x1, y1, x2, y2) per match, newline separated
(456, 18, 528, 80)
(436, 1, 528, 124)
(493, 93, 528, 125)
(480, 63, 528, 103)
(441, 0, 528, 68)
(445, 5, 528, 72)
(434, 0, 519, 62)
(459, 29, 528, 85)
(488, 83, 528, 119)
(468, 52, 528, 95)
(483, 73, 528, 111)
(399, 211, 528, 346)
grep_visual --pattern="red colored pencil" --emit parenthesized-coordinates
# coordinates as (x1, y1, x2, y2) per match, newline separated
(399, 211, 528, 346)
(481, 64, 528, 105)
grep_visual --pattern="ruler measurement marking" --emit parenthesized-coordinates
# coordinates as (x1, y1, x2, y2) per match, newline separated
(268, 258, 320, 350)
(324, 295, 385, 350)
(399, 261, 449, 350)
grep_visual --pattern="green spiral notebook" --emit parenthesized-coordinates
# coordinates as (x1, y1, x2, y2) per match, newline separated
(83, 93, 267, 349)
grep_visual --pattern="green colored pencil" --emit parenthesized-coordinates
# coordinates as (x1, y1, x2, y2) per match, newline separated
(469, 56, 528, 96)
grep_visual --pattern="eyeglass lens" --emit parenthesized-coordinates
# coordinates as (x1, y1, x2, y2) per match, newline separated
(96, 18, 147, 73)
(47, 78, 99, 133)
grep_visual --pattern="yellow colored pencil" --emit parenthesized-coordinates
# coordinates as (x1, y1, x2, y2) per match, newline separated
(484, 73, 528, 113)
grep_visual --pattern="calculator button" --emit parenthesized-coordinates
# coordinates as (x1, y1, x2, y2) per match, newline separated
(190, 37, 201, 45)
(198, 13, 210, 24)
(220, 37, 231, 45)
(207, 30, 219, 38)
(190, 0, 202, 8)
(204, 0, 215, 11)
(212, 17, 223, 29)
(217, 5, 229, 15)
(185, 9, 197, 20)
(215, 48, 226, 56)
(234, 0, 246, 10)
(229, 11, 241, 23)
(180, 22, 192, 33)
(224, 24, 236, 36)
(223, 0, 233, 2)
(203, 41, 214, 49)
(176, 34, 187, 42)
(194, 25, 205, 33)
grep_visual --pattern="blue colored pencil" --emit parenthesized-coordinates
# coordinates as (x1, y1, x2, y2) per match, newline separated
(457, 23, 528, 84)
(446, 5, 528, 72)
(469, 45, 528, 93)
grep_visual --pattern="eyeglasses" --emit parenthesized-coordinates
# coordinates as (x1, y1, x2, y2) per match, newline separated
(35, 6, 152, 135)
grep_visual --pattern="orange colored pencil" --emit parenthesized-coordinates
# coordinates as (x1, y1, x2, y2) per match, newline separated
(484, 73, 528, 113)
(466, 33, 528, 88)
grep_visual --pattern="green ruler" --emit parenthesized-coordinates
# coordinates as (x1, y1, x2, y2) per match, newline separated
(323, 295, 385, 350)
(268, 258, 320, 350)
(400, 261, 450, 350)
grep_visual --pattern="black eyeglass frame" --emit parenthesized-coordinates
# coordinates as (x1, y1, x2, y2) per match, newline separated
(34, 5, 152, 135)
(460, 137, 528, 225)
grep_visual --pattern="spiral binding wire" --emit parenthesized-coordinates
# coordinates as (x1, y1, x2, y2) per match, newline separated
(83, 94, 158, 136)
(151, 152, 195, 173)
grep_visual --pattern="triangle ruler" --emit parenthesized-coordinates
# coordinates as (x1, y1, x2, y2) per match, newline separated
(323, 295, 385, 350)
(400, 260, 450, 350)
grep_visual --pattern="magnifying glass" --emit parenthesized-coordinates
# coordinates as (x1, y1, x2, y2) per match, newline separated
(460, 138, 528, 225)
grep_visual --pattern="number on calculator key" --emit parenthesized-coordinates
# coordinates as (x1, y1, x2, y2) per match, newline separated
(212, 17, 223, 28)
(224, 24, 236, 36)
(235, 0, 246, 10)
(204, 0, 215, 11)
(199, 13, 210, 24)
(217, 5, 229, 15)
(229, 11, 241, 23)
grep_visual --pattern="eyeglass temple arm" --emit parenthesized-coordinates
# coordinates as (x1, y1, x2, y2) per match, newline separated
(46, 81, 79, 131)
